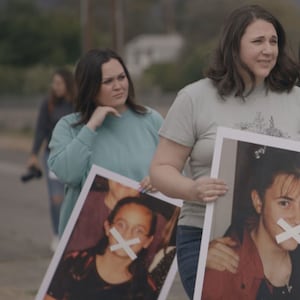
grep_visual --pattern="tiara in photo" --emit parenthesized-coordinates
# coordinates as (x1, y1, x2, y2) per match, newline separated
(254, 146, 266, 159)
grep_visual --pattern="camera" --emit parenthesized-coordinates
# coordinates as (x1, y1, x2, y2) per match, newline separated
(21, 166, 43, 183)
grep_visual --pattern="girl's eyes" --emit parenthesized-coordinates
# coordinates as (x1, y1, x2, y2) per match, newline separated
(132, 227, 147, 236)
(278, 199, 291, 208)
(113, 221, 147, 237)
(115, 221, 126, 230)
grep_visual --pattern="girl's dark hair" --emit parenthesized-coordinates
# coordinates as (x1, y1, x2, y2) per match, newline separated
(249, 146, 300, 201)
(228, 144, 300, 241)
(48, 68, 76, 113)
(73, 48, 147, 126)
(206, 4, 300, 98)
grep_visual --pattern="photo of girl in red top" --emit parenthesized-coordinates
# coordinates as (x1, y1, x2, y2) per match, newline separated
(202, 144, 300, 300)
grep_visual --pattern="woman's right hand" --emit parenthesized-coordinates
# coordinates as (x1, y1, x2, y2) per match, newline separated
(27, 154, 40, 169)
(188, 177, 228, 203)
(86, 106, 121, 131)
(206, 237, 239, 273)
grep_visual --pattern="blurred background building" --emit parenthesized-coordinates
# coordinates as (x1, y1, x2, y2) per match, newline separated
(125, 33, 184, 77)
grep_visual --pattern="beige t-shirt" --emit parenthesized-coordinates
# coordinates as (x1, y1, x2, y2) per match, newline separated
(159, 78, 300, 228)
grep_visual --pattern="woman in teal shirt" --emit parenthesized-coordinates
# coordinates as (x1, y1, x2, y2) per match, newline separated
(48, 48, 163, 236)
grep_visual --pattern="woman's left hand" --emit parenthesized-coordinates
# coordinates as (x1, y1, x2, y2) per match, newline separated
(206, 237, 239, 273)
(139, 176, 157, 193)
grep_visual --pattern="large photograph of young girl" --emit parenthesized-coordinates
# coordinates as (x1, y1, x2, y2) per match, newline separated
(35, 165, 182, 300)
(194, 127, 300, 300)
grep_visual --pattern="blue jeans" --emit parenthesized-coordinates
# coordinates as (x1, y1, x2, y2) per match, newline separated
(176, 225, 202, 300)
(43, 151, 64, 235)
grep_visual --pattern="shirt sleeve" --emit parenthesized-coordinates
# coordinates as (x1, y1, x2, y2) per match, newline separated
(48, 116, 97, 186)
(151, 109, 164, 131)
(47, 256, 69, 299)
(159, 90, 196, 147)
(47, 271, 64, 299)
(47, 251, 85, 299)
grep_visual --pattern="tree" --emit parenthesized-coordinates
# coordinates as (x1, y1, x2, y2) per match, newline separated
(0, 0, 80, 66)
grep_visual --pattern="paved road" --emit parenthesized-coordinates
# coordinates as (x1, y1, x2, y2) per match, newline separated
(0, 137, 188, 300)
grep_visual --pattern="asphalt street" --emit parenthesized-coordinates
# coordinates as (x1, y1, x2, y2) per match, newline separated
(0, 137, 188, 300)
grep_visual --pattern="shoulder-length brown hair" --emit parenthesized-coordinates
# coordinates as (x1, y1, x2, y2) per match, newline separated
(206, 4, 300, 98)
(48, 68, 76, 113)
(74, 48, 147, 126)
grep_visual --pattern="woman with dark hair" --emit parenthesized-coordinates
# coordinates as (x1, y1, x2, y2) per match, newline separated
(48, 48, 163, 236)
(150, 4, 300, 299)
(44, 197, 158, 300)
(202, 146, 300, 299)
(27, 68, 76, 251)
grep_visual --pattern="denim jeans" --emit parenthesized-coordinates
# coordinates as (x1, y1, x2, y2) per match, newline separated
(43, 151, 64, 235)
(176, 225, 202, 300)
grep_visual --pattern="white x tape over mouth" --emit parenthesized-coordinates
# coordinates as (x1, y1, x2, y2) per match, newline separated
(109, 227, 141, 260)
(275, 218, 300, 244)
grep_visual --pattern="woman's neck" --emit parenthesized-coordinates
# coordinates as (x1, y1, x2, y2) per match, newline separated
(116, 103, 128, 114)
(251, 227, 291, 287)
(95, 250, 132, 284)
(243, 80, 266, 96)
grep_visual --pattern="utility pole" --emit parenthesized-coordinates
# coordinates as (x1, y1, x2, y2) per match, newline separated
(111, 0, 124, 55)
(80, 0, 92, 54)
(162, 0, 175, 33)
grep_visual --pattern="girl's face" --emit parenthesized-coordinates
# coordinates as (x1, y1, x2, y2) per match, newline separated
(51, 74, 67, 98)
(104, 203, 154, 259)
(239, 19, 278, 85)
(252, 174, 300, 251)
(95, 58, 129, 113)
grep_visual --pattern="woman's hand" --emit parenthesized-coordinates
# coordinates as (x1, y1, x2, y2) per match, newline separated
(86, 106, 121, 131)
(139, 176, 157, 193)
(27, 154, 40, 169)
(206, 237, 239, 273)
(188, 177, 228, 203)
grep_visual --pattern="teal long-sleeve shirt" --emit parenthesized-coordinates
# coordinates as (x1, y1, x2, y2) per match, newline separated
(48, 107, 163, 235)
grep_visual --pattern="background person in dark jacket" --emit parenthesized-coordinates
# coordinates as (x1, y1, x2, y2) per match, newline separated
(26, 68, 76, 251)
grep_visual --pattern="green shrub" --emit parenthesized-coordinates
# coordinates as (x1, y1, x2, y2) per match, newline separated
(0, 65, 73, 97)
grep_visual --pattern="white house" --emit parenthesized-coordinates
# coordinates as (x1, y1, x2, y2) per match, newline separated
(125, 33, 184, 77)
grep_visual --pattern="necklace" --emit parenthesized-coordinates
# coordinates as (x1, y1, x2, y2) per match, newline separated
(272, 281, 293, 296)
(285, 282, 293, 294)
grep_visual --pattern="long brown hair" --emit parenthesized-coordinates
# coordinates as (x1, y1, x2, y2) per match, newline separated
(48, 68, 76, 113)
(73, 48, 147, 126)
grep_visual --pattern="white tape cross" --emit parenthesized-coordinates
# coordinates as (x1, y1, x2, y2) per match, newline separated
(109, 227, 141, 260)
(275, 218, 300, 244)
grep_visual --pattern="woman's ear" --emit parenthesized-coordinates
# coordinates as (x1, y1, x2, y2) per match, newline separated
(104, 220, 110, 236)
(142, 235, 154, 249)
(251, 190, 262, 214)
